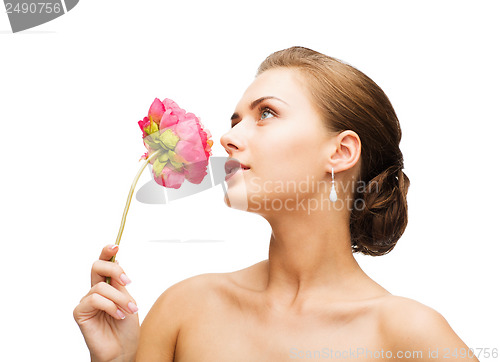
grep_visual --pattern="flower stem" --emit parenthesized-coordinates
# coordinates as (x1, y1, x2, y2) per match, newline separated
(106, 150, 160, 284)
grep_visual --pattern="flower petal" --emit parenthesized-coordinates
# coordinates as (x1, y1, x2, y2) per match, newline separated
(174, 118, 201, 143)
(153, 166, 186, 189)
(185, 160, 209, 184)
(148, 98, 166, 125)
(162, 98, 181, 111)
(175, 140, 207, 164)
(159, 112, 176, 130)
(138, 117, 150, 138)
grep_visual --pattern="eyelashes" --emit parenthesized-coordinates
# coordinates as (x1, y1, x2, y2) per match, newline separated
(257, 105, 277, 121)
(231, 105, 277, 128)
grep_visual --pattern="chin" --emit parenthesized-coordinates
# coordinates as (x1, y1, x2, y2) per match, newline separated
(223, 181, 250, 211)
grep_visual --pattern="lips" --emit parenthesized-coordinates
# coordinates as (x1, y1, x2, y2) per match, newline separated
(224, 158, 250, 181)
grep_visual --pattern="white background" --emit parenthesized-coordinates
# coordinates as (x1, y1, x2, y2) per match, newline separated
(1, 1, 499, 361)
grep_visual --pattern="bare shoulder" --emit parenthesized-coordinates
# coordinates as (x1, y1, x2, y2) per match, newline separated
(378, 295, 478, 361)
(151, 271, 232, 319)
(136, 272, 232, 361)
(379, 295, 448, 336)
(142, 260, 264, 327)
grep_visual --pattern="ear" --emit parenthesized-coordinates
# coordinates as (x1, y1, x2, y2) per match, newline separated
(326, 130, 361, 174)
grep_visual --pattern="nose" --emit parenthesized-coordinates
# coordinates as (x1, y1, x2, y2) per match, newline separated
(220, 128, 243, 156)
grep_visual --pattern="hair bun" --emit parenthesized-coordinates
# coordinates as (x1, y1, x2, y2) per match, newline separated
(350, 163, 410, 256)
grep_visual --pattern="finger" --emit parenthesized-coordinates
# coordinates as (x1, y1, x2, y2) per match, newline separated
(91, 259, 132, 288)
(76, 291, 128, 321)
(81, 280, 135, 305)
(82, 281, 139, 316)
(99, 244, 120, 261)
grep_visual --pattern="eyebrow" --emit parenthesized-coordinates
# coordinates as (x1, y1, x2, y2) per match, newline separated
(230, 96, 288, 122)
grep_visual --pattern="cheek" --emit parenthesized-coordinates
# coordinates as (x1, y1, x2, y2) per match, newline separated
(257, 128, 323, 179)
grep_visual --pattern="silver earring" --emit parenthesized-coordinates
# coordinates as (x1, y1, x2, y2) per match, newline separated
(329, 167, 337, 202)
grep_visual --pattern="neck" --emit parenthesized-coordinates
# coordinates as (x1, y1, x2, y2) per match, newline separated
(261, 208, 374, 310)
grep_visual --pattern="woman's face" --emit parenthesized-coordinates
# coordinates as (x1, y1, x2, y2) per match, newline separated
(220, 67, 336, 215)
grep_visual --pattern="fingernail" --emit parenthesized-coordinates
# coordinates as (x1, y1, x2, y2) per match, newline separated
(120, 273, 132, 285)
(116, 309, 126, 319)
(108, 244, 118, 251)
(128, 302, 139, 314)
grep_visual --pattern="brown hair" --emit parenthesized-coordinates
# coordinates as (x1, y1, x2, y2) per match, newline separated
(257, 46, 410, 256)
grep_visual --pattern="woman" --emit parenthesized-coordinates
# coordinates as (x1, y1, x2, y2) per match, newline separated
(74, 46, 478, 361)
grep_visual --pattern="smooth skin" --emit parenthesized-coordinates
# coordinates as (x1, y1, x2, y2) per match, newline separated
(73, 245, 140, 361)
(74, 68, 479, 361)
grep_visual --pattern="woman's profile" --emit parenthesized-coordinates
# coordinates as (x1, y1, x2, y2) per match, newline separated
(74, 46, 479, 361)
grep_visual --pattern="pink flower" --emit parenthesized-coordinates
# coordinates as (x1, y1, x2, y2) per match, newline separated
(148, 98, 166, 125)
(106, 97, 214, 269)
(162, 98, 181, 111)
(140, 98, 213, 189)
(160, 99, 186, 130)
(153, 165, 186, 189)
(184, 160, 209, 184)
(175, 140, 206, 163)
(138, 117, 150, 138)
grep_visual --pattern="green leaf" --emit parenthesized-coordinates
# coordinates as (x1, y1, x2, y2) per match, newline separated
(170, 160, 183, 170)
(167, 150, 183, 170)
(167, 150, 179, 162)
(150, 131, 160, 142)
(153, 158, 168, 177)
(158, 151, 169, 163)
(159, 129, 179, 150)
(144, 137, 160, 150)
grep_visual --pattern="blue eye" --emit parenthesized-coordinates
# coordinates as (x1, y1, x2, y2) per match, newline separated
(259, 106, 276, 120)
